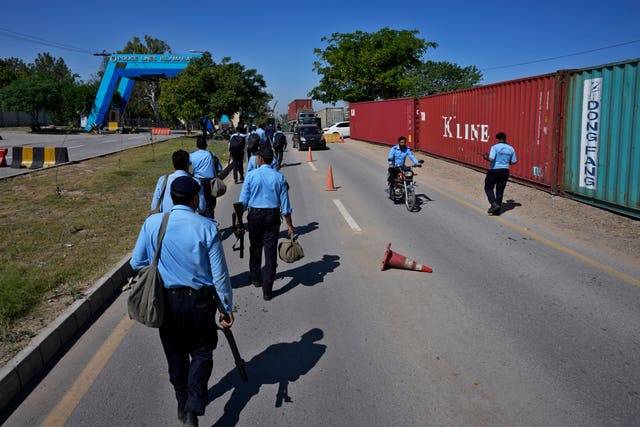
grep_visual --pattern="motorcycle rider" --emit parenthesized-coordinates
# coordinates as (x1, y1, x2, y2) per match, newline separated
(387, 136, 421, 199)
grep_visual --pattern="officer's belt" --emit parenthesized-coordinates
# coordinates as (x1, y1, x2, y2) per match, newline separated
(166, 286, 214, 296)
(248, 207, 280, 213)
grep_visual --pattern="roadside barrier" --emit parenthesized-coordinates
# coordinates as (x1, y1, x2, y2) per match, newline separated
(11, 146, 69, 169)
(0, 148, 7, 167)
(152, 127, 171, 135)
(323, 133, 342, 143)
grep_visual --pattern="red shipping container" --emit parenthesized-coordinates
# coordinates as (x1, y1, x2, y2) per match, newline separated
(287, 99, 313, 122)
(417, 74, 564, 191)
(350, 98, 418, 150)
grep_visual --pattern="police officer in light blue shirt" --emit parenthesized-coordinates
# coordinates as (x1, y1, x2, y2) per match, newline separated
(256, 123, 267, 144)
(239, 145, 294, 301)
(387, 135, 421, 199)
(190, 136, 222, 219)
(131, 176, 234, 427)
(482, 131, 517, 215)
(151, 150, 205, 214)
(246, 151, 278, 172)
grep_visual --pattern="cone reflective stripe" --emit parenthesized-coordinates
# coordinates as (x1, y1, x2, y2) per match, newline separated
(380, 243, 432, 273)
(307, 147, 313, 162)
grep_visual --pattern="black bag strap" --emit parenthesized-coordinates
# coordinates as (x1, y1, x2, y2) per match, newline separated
(150, 174, 169, 214)
(158, 174, 169, 205)
(209, 151, 220, 177)
(151, 212, 170, 267)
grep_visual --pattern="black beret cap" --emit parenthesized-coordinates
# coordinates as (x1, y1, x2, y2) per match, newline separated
(171, 176, 200, 196)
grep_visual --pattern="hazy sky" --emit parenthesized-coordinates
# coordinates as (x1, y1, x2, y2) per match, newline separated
(2, 0, 638, 116)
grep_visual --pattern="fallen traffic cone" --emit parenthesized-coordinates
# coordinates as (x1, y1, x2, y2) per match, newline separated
(325, 165, 337, 191)
(380, 243, 432, 273)
(307, 146, 313, 162)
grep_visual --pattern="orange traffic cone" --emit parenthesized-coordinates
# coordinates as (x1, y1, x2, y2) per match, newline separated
(380, 243, 432, 273)
(340, 135, 345, 143)
(325, 165, 337, 191)
(307, 147, 313, 162)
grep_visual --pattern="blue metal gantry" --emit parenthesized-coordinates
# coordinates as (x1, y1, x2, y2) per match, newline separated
(84, 53, 202, 131)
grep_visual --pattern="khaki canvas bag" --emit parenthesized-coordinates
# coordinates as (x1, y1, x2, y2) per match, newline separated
(278, 234, 304, 263)
(127, 212, 169, 328)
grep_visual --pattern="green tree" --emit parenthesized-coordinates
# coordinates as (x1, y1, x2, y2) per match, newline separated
(310, 28, 434, 103)
(119, 35, 172, 124)
(32, 52, 76, 82)
(159, 52, 271, 132)
(0, 77, 61, 129)
(0, 57, 29, 89)
(310, 27, 482, 102)
(403, 60, 482, 96)
(58, 79, 101, 127)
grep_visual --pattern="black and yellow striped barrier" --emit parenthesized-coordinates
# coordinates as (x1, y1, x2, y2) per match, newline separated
(11, 146, 69, 169)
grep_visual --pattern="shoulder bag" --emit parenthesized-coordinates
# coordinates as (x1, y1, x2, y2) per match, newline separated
(209, 152, 227, 198)
(127, 212, 170, 328)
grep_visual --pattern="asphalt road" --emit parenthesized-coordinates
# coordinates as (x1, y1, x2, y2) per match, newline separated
(0, 130, 185, 180)
(4, 140, 640, 426)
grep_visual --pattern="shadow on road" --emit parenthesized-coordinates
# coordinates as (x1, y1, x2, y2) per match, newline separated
(207, 328, 327, 426)
(500, 199, 522, 214)
(273, 254, 340, 299)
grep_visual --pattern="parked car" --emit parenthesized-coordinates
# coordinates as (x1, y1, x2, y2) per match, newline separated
(293, 124, 326, 151)
(323, 121, 350, 138)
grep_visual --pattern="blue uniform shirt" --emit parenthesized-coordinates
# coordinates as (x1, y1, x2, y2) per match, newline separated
(239, 164, 292, 214)
(130, 205, 233, 313)
(388, 144, 419, 166)
(489, 142, 517, 169)
(247, 155, 277, 173)
(256, 128, 267, 143)
(151, 170, 205, 213)
(190, 149, 218, 179)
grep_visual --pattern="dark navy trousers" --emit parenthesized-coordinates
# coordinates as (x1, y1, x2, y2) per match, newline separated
(159, 289, 218, 416)
(248, 209, 281, 294)
(484, 168, 510, 206)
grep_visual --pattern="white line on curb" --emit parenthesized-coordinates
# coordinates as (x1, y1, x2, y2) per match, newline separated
(333, 199, 362, 232)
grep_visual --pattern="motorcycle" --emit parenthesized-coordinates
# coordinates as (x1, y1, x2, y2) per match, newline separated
(389, 160, 424, 211)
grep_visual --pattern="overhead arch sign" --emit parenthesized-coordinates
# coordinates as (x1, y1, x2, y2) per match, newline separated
(84, 53, 201, 131)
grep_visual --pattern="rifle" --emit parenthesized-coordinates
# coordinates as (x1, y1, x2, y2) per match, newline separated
(232, 202, 245, 258)
(220, 313, 249, 383)
(212, 294, 248, 383)
(217, 159, 233, 180)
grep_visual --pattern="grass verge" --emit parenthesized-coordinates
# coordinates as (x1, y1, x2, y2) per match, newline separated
(0, 136, 230, 364)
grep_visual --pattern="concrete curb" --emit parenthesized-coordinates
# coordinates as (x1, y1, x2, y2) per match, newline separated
(0, 253, 133, 411)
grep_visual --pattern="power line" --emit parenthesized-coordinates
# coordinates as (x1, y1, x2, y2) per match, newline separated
(0, 27, 96, 55)
(481, 39, 640, 71)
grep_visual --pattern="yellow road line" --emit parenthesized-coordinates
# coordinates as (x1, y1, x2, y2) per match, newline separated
(349, 143, 640, 287)
(41, 315, 135, 427)
(421, 180, 640, 288)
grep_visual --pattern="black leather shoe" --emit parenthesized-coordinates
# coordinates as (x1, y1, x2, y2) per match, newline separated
(184, 411, 199, 427)
(251, 281, 261, 288)
(263, 292, 272, 301)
